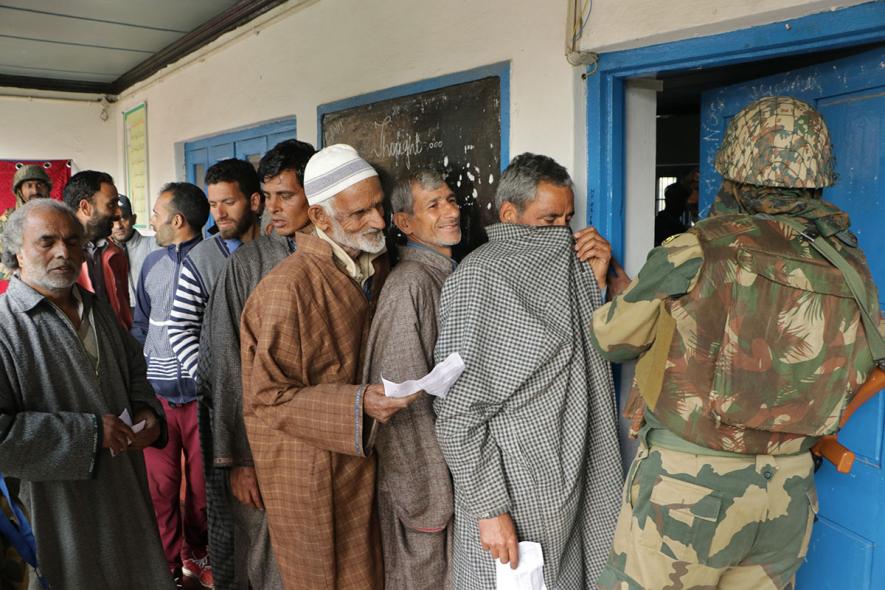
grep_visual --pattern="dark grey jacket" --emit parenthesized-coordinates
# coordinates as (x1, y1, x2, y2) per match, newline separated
(0, 277, 173, 590)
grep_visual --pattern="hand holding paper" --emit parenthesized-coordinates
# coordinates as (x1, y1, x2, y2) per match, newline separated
(495, 542, 546, 590)
(382, 352, 465, 399)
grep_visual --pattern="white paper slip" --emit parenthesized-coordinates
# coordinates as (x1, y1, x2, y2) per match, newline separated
(118, 408, 146, 434)
(495, 541, 546, 590)
(381, 352, 465, 399)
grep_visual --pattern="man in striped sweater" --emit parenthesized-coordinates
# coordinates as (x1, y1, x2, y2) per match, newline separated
(166, 159, 263, 589)
(167, 159, 264, 379)
(131, 182, 211, 588)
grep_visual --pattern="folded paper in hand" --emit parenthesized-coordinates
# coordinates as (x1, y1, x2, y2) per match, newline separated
(382, 352, 465, 399)
(110, 409, 146, 457)
(119, 409, 146, 434)
(496, 541, 546, 590)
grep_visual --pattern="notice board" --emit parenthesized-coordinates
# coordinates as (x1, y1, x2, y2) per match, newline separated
(319, 63, 509, 257)
(124, 102, 149, 227)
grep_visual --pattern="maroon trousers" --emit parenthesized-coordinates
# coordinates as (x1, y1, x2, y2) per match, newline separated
(144, 397, 208, 569)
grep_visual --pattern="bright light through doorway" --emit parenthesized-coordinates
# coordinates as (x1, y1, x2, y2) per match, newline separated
(656, 176, 677, 212)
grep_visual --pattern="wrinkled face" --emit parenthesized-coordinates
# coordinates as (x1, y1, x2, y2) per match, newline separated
(323, 177, 386, 254)
(84, 182, 120, 241)
(395, 183, 461, 253)
(17, 208, 85, 292)
(111, 214, 136, 242)
(18, 180, 50, 203)
(150, 192, 178, 247)
(502, 181, 574, 227)
(208, 181, 257, 239)
(263, 170, 309, 237)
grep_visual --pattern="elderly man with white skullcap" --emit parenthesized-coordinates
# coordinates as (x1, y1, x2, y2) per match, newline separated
(240, 144, 418, 589)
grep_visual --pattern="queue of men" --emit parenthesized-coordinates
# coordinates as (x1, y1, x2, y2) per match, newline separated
(0, 95, 881, 590)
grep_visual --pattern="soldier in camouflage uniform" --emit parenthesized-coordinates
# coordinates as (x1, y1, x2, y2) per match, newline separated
(0, 165, 52, 281)
(590, 96, 883, 589)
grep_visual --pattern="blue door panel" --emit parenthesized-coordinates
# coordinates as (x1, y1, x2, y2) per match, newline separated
(208, 142, 235, 163)
(801, 517, 874, 589)
(183, 118, 297, 236)
(700, 46, 885, 589)
(818, 88, 885, 308)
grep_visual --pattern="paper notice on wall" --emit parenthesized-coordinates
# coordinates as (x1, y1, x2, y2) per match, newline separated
(381, 352, 465, 399)
(495, 541, 546, 590)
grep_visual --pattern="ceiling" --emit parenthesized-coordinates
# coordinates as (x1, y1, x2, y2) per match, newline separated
(0, 0, 288, 95)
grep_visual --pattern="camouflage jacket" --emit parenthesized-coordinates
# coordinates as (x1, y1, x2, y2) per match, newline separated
(591, 194, 882, 455)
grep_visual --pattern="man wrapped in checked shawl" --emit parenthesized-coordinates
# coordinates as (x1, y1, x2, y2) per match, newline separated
(434, 153, 626, 589)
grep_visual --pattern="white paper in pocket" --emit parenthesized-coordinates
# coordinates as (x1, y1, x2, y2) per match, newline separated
(495, 541, 546, 590)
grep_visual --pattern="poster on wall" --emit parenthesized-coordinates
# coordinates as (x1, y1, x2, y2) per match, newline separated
(124, 102, 149, 227)
(0, 159, 71, 213)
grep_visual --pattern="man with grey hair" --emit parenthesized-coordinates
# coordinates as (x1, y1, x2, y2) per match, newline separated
(434, 152, 624, 588)
(0, 199, 173, 589)
(240, 144, 418, 589)
(363, 169, 460, 589)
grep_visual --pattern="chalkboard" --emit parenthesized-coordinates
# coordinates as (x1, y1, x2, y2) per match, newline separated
(320, 69, 506, 257)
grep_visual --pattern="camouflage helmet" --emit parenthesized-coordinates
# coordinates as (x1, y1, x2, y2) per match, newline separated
(12, 164, 52, 193)
(714, 96, 835, 188)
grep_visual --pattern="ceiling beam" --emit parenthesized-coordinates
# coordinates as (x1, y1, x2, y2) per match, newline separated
(0, 73, 110, 95)
(108, 0, 289, 94)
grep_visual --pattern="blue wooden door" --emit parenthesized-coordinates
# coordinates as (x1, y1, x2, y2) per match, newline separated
(184, 118, 296, 235)
(700, 46, 885, 589)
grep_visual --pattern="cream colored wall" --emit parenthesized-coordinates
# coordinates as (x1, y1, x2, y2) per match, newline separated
(112, 0, 587, 222)
(0, 93, 116, 175)
(578, 0, 870, 53)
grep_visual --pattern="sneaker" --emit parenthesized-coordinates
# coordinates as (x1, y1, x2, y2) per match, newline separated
(182, 552, 213, 589)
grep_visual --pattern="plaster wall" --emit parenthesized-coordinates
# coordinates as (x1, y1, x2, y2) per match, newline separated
(112, 0, 586, 222)
(0, 93, 116, 174)
(578, 0, 871, 53)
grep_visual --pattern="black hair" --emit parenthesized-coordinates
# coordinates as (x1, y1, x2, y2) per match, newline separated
(257, 140, 316, 186)
(160, 182, 210, 231)
(205, 158, 261, 201)
(62, 170, 114, 209)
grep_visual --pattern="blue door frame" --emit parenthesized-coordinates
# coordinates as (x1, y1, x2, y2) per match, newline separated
(585, 1, 885, 263)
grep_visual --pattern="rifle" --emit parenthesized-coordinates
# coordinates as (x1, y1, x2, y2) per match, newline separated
(812, 366, 885, 473)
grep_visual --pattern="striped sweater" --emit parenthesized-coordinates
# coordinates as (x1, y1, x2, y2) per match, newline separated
(131, 236, 202, 403)
(167, 234, 241, 379)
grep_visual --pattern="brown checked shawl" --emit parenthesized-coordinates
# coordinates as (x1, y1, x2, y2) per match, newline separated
(240, 231, 387, 590)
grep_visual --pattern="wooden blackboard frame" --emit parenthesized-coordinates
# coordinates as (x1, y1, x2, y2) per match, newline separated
(316, 61, 510, 172)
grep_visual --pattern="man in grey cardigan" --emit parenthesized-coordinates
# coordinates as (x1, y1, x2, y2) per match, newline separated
(199, 139, 315, 589)
(0, 199, 173, 590)
(363, 170, 461, 589)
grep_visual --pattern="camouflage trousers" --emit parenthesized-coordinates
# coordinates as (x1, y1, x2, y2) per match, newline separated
(597, 443, 817, 590)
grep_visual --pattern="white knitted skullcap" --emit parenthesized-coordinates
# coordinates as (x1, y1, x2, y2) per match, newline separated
(303, 144, 378, 205)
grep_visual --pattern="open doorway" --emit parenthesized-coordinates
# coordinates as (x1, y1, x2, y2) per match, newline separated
(615, 33, 885, 589)
(650, 41, 882, 250)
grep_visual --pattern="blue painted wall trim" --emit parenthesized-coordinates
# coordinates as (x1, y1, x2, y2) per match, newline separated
(585, 1, 885, 263)
(316, 61, 511, 172)
(184, 117, 297, 154)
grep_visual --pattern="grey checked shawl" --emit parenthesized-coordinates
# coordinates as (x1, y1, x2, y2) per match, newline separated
(434, 223, 622, 589)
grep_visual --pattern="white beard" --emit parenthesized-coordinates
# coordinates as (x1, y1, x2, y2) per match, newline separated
(327, 216, 386, 254)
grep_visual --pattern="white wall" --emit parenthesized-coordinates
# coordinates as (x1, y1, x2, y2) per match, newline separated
(0, 92, 116, 174)
(578, 0, 870, 53)
(112, 0, 586, 220)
